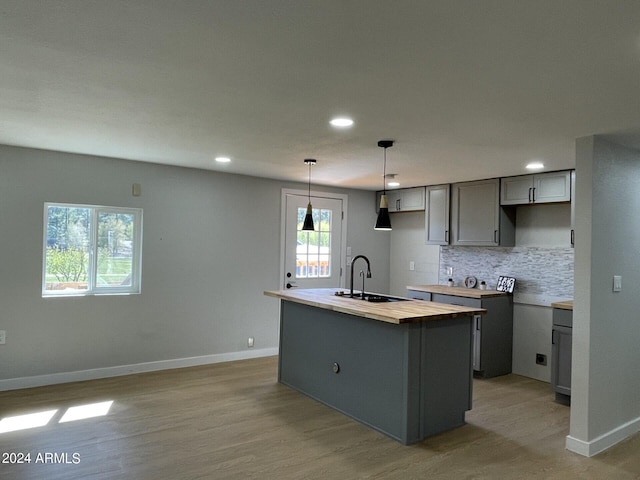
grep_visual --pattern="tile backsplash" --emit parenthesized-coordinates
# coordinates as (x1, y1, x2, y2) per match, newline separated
(440, 246, 574, 299)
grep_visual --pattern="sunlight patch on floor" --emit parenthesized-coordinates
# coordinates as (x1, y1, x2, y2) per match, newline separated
(0, 400, 114, 434)
(0, 409, 58, 434)
(59, 400, 113, 423)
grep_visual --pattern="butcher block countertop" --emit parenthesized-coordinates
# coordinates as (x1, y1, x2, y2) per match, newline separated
(407, 285, 509, 299)
(264, 288, 486, 325)
(551, 300, 573, 310)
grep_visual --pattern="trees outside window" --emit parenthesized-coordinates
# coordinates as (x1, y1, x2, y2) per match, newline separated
(43, 203, 142, 296)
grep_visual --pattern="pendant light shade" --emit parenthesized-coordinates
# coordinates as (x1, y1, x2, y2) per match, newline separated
(375, 140, 394, 231)
(302, 159, 316, 231)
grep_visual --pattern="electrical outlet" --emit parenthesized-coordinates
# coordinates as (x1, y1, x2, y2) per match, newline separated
(0, 330, 6, 345)
(536, 353, 547, 366)
(247, 337, 254, 348)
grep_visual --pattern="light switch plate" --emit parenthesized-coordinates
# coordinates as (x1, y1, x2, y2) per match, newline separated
(613, 275, 622, 292)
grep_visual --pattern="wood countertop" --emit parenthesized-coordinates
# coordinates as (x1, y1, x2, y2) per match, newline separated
(407, 285, 509, 299)
(264, 288, 486, 325)
(551, 300, 573, 310)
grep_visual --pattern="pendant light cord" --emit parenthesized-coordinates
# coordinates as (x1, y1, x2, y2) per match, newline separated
(308, 161, 311, 201)
(304, 158, 316, 203)
(382, 147, 387, 194)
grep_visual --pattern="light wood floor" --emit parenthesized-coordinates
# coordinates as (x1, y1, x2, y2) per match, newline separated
(1, 356, 639, 479)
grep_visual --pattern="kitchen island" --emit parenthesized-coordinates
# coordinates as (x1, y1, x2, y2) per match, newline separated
(264, 288, 486, 444)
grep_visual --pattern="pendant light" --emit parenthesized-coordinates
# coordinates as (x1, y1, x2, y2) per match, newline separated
(302, 159, 316, 231)
(375, 140, 393, 231)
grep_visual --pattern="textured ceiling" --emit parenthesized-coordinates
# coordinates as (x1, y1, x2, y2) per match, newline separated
(1, 1, 639, 189)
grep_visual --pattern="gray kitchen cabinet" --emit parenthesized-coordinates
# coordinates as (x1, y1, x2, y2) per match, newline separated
(551, 306, 573, 405)
(376, 187, 425, 213)
(425, 184, 450, 245)
(500, 171, 571, 205)
(406, 288, 513, 378)
(450, 178, 515, 246)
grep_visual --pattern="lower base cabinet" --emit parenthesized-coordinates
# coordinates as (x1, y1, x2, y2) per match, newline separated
(551, 308, 572, 405)
(407, 289, 513, 378)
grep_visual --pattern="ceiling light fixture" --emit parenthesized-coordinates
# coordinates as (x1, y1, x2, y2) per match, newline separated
(330, 117, 354, 128)
(386, 174, 400, 187)
(302, 159, 316, 231)
(215, 156, 231, 163)
(375, 140, 394, 231)
(526, 161, 544, 170)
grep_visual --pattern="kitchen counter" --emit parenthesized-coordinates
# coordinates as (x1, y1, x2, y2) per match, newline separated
(267, 287, 480, 444)
(551, 300, 573, 310)
(264, 288, 486, 324)
(407, 284, 508, 299)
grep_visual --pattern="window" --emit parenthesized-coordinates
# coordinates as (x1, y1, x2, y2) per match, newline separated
(296, 206, 332, 278)
(43, 203, 142, 296)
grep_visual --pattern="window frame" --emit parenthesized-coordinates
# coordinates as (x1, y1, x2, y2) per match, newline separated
(42, 202, 143, 297)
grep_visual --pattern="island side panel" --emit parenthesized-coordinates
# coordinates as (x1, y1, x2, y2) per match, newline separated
(278, 300, 421, 444)
(420, 316, 474, 437)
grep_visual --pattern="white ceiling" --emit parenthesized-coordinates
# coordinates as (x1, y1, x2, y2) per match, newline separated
(1, 1, 639, 190)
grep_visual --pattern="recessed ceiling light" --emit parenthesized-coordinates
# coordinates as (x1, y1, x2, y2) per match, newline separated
(386, 174, 399, 187)
(215, 156, 231, 163)
(526, 161, 544, 170)
(329, 117, 354, 128)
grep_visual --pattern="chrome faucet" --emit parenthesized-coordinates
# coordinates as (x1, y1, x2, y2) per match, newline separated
(350, 255, 372, 299)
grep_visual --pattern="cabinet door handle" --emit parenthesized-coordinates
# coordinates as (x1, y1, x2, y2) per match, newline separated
(571, 229, 575, 246)
(475, 316, 481, 331)
(528, 187, 532, 203)
(493, 230, 498, 243)
(396, 198, 401, 211)
(552, 329, 556, 345)
(532, 187, 536, 203)
(445, 230, 449, 242)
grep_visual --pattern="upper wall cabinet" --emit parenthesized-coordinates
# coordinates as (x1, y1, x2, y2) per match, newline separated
(451, 178, 515, 246)
(425, 184, 450, 245)
(378, 187, 426, 213)
(500, 171, 572, 205)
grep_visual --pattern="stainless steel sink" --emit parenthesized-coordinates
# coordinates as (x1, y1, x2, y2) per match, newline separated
(348, 293, 410, 303)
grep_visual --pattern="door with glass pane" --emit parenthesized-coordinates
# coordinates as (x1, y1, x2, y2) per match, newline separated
(283, 193, 343, 289)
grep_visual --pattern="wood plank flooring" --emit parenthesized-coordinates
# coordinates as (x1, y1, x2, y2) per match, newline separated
(1, 356, 639, 479)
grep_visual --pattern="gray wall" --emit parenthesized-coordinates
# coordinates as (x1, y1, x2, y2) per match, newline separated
(0, 145, 390, 385)
(570, 136, 640, 454)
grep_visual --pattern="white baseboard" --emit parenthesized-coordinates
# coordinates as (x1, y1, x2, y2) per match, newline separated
(566, 416, 640, 457)
(0, 347, 279, 392)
